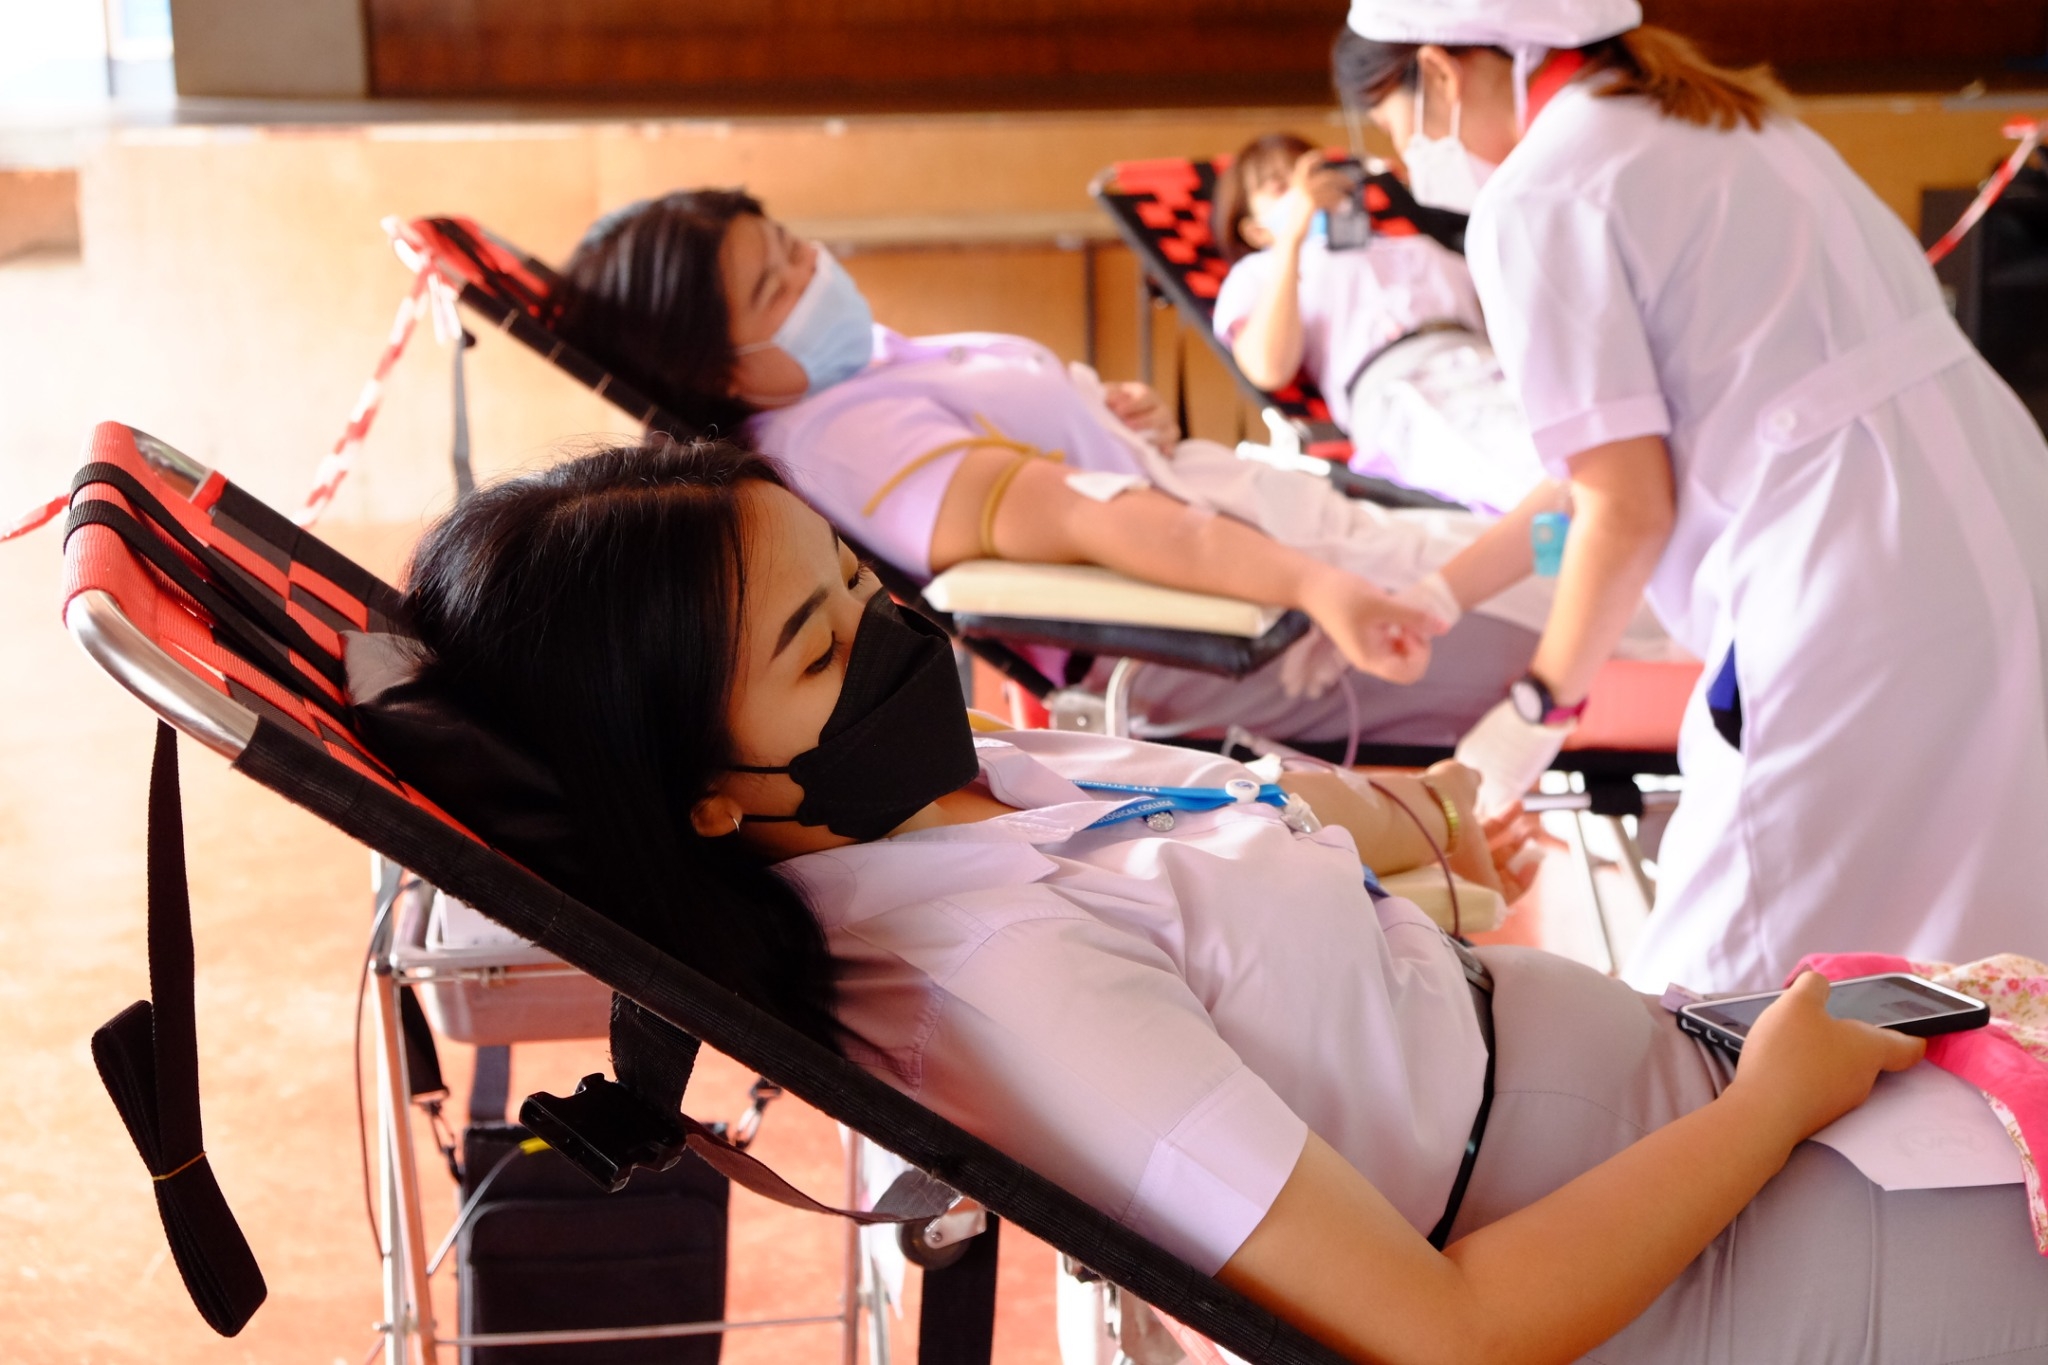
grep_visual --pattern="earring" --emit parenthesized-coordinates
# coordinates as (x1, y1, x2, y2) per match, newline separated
(731, 814, 742, 835)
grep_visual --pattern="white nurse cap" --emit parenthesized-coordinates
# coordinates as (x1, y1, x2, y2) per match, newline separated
(1346, 0, 1640, 49)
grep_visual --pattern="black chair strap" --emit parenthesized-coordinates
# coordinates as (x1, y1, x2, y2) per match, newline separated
(69, 463, 346, 693)
(469, 1044, 511, 1126)
(920, 1215, 1002, 1365)
(89, 723, 267, 1335)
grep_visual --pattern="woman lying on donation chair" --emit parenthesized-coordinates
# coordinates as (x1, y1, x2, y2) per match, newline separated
(553, 190, 1673, 748)
(1213, 130, 1548, 515)
(398, 437, 2048, 1365)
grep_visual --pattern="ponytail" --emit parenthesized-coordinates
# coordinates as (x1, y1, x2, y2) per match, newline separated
(1586, 25, 1791, 131)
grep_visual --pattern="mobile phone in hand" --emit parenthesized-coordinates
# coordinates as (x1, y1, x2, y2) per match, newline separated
(1676, 973, 1989, 1056)
(1321, 157, 1374, 251)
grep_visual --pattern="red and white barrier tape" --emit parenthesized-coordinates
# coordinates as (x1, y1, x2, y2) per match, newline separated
(6, 245, 452, 542)
(1927, 117, 2044, 267)
(0, 492, 70, 544)
(296, 261, 443, 525)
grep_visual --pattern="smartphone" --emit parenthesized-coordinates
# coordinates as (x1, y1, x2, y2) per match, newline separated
(1320, 157, 1374, 251)
(1676, 973, 1989, 1055)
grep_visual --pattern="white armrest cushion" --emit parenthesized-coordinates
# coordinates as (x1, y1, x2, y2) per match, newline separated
(922, 561, 1287, 639)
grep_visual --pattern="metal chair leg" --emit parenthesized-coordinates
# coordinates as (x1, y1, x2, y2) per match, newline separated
(1608, 814, 1659, 911)
(842, 1132, 866, 1365)
(1569, 808, 1624, 976)
(371, 962, 438, 1362)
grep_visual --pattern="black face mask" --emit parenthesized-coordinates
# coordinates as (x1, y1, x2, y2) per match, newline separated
(733, 593, 979, 841)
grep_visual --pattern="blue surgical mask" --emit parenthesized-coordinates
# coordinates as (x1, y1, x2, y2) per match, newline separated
(738, 245, 875, 397)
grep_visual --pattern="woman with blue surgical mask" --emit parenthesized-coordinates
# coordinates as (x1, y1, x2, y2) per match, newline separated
(555, 189, 1686, 754)
(1340, 0, 2048, 995)
(731, 243, 876, 400)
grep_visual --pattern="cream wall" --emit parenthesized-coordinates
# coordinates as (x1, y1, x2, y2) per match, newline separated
(4, 96, 2038, 531)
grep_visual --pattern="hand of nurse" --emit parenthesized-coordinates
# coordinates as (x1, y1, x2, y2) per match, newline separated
(1727, 972, 1926, 1144)
(1103, 381, 1179, 451)
(1298, 567, 1445, 684)
(1454, 699, 1570, 818)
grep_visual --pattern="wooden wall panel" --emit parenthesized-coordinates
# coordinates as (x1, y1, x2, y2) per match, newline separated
(1646, 0, 2047, 68)
(368, 0, 1343, 106)
(367, 0, 2048, 105)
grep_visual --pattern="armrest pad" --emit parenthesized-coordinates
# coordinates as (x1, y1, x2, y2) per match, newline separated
(924, 561, 1286, 639)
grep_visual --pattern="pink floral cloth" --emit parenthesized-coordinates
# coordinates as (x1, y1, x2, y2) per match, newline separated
(1791, 952, 2048, 1254)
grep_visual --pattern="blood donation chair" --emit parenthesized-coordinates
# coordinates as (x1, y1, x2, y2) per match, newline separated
(59, 420, 1357, 1364)
(1090, 155, 1472, 508)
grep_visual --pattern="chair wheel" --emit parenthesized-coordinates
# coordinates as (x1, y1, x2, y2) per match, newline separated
(898, 1217, 973, 1270)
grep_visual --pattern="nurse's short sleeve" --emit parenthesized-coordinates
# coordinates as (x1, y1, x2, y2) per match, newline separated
(1212, 253, 1275, 343)
(872, 899, 1308, 1275)
(1467, 188, 1671, 474)
(755, 392, 985, 581)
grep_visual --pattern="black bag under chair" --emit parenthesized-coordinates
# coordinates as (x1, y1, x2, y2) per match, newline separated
(456, 1121, 730, 1364)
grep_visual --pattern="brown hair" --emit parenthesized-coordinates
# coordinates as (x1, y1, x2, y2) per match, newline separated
(1583, 25, 1791, 131)
(1212, 131, 1316, 264)
(1329, 24, 1789, 134)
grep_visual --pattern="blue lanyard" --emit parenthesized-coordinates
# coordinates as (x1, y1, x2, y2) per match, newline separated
(1074, 778, 1289, 830)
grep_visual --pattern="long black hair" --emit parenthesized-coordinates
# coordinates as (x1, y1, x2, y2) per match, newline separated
(554, 189, 765, 440)
(403, 436, 841, 1048)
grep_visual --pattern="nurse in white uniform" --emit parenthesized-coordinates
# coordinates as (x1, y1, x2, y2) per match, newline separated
(1344, 0, 2048, 990)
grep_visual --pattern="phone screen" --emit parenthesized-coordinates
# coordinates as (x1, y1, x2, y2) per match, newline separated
(1690, 975, 1973, 1036)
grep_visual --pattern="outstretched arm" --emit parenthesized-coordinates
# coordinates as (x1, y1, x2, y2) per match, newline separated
(1217, 974, 1924, 1365)
(1431, 479, 1567, 613)
(929, 446, 1445, 683)
(1229, 151, 1352, 390)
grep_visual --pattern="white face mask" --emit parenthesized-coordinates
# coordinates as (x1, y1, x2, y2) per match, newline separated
(1404, 83, 1500, 213)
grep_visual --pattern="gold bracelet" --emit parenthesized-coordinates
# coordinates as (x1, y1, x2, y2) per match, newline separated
(1418, 778, 1460, 856)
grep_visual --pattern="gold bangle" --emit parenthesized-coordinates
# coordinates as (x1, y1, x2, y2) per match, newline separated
(1418, 778, 1460, 856)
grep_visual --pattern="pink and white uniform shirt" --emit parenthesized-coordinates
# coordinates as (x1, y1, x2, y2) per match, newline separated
(1212, 233, 1487, 432)
(749, 329, 1157, 580)
(779, 728, 1487, 1273)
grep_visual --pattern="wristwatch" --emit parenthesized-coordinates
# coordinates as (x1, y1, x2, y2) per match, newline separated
(1509, 672, 1589, 728)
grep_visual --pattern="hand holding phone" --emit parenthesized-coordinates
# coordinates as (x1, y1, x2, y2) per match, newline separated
(1695, 973, 1945, 1146)
(1678, 973, 1988, 1055)
(1318, 157, 1374, 251)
